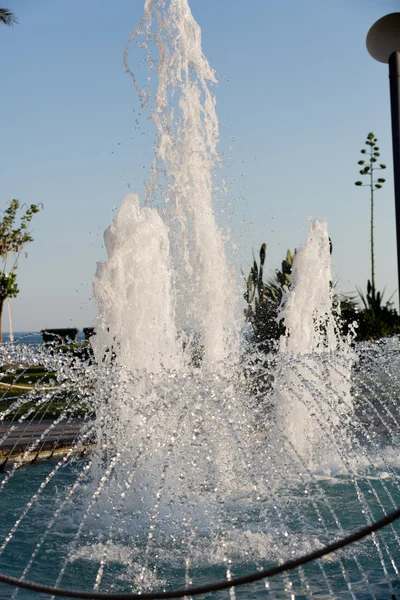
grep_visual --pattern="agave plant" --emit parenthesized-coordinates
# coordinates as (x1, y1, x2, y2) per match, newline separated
(354, 280, 400, 340)
(357, 279, 393, 315)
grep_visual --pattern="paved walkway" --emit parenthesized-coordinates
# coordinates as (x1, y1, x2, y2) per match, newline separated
(0, 418, 92, 452)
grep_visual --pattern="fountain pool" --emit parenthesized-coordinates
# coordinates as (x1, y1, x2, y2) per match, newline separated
(0, 0, 399, 598)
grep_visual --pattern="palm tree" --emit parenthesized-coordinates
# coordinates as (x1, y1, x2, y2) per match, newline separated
(0, 8, 17, 26)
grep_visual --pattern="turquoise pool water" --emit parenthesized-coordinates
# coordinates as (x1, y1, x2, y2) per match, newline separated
(0, 455, 399, 600)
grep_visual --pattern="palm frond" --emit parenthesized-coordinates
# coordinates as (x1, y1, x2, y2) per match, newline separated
(0, 8, 18, 26)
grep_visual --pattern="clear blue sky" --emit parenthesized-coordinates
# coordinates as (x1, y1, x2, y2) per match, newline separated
(1, 0, 399, 332)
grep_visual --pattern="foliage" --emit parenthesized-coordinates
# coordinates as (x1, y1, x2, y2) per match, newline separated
(266, 249, 295, 306)
(331, 280, 400, 342)
(0, 8, 17, 26)
(243, 244, 292, 353)
(0, 272, 18, 299)
(354, 132, 386, 289)
(357, 279, 390, 314)
(334, 292, 359, 339)
(243, 243, 400, 349)
(0, 199, 41, 340)
(354, 280, 400, 340)
(0, 200, 40, 269)
(351, 133, 400, 341)
(0, 365, 93, 418)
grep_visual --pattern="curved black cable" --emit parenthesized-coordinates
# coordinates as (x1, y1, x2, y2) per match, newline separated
(0, 505, 399, 599)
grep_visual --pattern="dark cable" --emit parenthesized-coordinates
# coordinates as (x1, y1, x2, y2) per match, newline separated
(0, 506, 399, 599)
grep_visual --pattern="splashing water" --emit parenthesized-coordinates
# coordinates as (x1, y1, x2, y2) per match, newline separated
(93, 192, 181, 374)
(121, 0, 237, 368)
(0, 1, 399, 599)
(279, 220, 342, 355)
(275, 220, 355, 466)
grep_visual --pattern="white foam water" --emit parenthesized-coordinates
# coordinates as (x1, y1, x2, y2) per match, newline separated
(275, 220, 356, 467)
(93, 192, 181, 375)
(121, 0, 237, 369)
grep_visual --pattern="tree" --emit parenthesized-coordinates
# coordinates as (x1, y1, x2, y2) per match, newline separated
(354, 132, 387, 290)
(0, 200, 40, 341)
(0, 8, 17, 26)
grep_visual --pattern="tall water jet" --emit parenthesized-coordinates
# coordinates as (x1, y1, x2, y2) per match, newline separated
(122, 0, 237, 367)
(93, 193, 181, 375)
(279, 220, 341, 355)
(275, 220, 355, 466)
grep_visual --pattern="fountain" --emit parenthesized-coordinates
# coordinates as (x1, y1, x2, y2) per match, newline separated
(0, 1, 399, 598)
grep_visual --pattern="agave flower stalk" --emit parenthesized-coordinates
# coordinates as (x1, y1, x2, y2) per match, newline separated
(355, 132, 387, 290)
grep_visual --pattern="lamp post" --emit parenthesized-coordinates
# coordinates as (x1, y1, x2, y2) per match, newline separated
(366, 13, 400, 305)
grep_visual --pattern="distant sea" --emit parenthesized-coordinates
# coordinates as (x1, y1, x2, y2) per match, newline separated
(2, 331, 86, 344)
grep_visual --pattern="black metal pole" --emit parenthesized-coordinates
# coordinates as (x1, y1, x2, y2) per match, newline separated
(389, 51, 400, 307)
